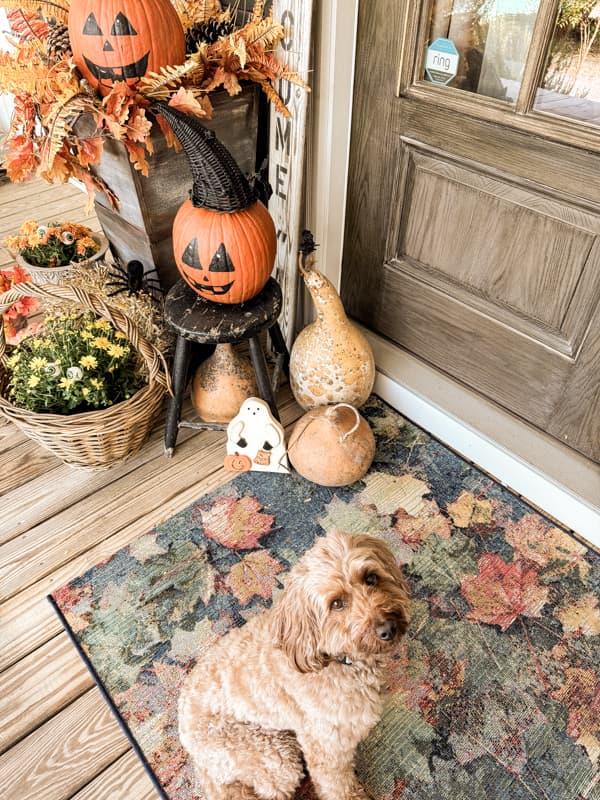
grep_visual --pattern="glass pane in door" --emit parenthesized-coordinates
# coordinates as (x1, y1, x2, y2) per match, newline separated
(534, 1, 600, 126)
(423, 0, 541, 101)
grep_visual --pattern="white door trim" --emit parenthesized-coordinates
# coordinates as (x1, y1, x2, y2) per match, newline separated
(305, 0, 358, 294)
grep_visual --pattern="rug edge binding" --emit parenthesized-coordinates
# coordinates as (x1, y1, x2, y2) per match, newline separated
(46, 593, 170, 800)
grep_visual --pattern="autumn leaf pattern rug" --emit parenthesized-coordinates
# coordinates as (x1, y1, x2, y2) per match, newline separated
(49, 396, 600, 800)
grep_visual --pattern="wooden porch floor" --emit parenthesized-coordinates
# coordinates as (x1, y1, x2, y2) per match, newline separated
(0, 178, 303, 799)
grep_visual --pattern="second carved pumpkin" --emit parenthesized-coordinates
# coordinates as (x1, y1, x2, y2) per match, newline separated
(68, 0, 185, 96)
(156, 102, 276, 305)
(172, 200, 276, 304)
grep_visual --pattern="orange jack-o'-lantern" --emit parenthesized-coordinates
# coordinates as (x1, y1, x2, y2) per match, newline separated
(68, 0, 185, 96)
(172, 200, 276, 304)
(155, 102, 276, 305)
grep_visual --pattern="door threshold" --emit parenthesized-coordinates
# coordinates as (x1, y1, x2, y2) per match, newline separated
(364, 330, 600, 549)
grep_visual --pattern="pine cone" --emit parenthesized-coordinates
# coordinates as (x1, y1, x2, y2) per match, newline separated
(185, 17, 234, 51)
(47, 21, 71, 59)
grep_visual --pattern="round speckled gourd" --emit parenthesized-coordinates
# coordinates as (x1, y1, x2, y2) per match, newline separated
(191, 344, 258, 424)
(290, 238, 375, 410)
(287, 403, 375, 486)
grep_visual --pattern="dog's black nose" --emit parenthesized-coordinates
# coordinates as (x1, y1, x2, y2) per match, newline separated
(375, 620, 396, 641)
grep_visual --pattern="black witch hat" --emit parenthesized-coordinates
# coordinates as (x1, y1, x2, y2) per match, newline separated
(155, 101, 257, 213)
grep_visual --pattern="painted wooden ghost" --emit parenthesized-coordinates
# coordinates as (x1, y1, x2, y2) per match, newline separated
(224, 398, 289, 474)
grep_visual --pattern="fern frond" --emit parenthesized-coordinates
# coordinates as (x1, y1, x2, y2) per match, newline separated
(247, 50, 309, 89)
(239, 16, 284, 49)
(138, 57, 205, 99)
(2, 0, 69, 26)
(6, 8, 48, 42)
(0, 44, 48, 94)
(198, 0, 222, 23)
(171, 0, 220, 27)
(243, 71, 290, 117)
(40, 92, 92, 172)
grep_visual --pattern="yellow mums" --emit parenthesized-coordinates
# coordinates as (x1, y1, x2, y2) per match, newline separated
(7, 313, 144, 414)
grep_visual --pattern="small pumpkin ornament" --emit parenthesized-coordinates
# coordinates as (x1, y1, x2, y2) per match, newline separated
(191, 344, 258, 424)
(155, 102, 276, 304)
(287, 403, 375, 487)
(68, 0, 185, 96)
(290, 231, 375, 410)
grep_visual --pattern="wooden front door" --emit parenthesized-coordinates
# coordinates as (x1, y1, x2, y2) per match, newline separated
(342, 0, 600, 464)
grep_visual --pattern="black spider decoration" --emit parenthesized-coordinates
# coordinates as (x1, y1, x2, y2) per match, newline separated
(106, 259, 162, 301)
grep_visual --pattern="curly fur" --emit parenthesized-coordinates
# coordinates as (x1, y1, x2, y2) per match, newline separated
(178, 530, 410, 800)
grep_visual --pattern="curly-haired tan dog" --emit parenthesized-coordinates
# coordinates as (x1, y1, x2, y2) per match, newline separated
(178, 529, 410, 800)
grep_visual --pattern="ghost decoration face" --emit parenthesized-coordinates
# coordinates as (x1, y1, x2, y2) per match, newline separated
(172, 199, 277, 304)
(68, 0, 185, 95)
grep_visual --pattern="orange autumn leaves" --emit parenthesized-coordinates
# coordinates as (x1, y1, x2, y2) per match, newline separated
(446, 491, 590, 634)
(362, 476, 592, 638)
(1, 1, 307, 207)
(460, 554, 549, 632)
(193, 484, 594, 639)
(193, 494, 284, 606)
(226, 551, 285, 606)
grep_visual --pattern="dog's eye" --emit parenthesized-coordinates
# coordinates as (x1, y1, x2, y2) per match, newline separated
(364, 573, 378, 586)
(330, 598, 345, 611)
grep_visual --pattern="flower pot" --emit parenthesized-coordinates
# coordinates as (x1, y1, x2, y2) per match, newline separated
(14, 233, 109, 285)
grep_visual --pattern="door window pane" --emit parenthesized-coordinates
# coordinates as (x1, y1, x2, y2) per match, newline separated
(534, 1, 600, 126)
(424, 0, 541, 102)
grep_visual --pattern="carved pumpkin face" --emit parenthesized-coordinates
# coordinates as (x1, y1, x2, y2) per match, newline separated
(172, 199, 277, 304)
(68, 0, 185, 95)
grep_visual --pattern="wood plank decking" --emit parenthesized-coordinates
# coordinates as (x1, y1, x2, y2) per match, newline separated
(0, 177, 304, 799)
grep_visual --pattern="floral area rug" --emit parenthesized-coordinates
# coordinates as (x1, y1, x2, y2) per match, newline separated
(50, 396, 600, 800)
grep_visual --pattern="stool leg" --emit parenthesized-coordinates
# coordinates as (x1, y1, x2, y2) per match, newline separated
(268, 321, 290, 375)
(164, 335, 192, 457)
(248, 335, 280, 421)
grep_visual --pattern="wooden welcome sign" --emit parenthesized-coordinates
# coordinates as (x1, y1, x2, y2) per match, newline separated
(268, 0, 314, 348)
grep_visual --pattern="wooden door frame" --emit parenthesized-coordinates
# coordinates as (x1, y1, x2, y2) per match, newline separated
(308, 0, 600, 541)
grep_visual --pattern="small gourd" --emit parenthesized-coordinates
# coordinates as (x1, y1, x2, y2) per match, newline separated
(289, 231, 375, 410)
(156, 102, 276, 305)
(287, 403, 375, 486)
(191, 344, 258, 424)
(68, 0, 185, 96)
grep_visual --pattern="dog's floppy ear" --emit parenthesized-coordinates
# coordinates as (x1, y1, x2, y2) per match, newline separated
(270, 569, 326, 673)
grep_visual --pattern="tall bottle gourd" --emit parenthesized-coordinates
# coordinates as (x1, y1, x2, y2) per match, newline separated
(290, 232, 375, 410)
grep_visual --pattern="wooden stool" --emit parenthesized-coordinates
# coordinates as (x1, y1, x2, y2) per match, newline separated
(163, 278, 289, 456)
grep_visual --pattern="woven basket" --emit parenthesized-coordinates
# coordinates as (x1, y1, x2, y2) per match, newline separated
(0, 281, 170, 469)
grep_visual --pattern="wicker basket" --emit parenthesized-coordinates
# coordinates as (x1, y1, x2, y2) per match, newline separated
(0, 281, 170, 469)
